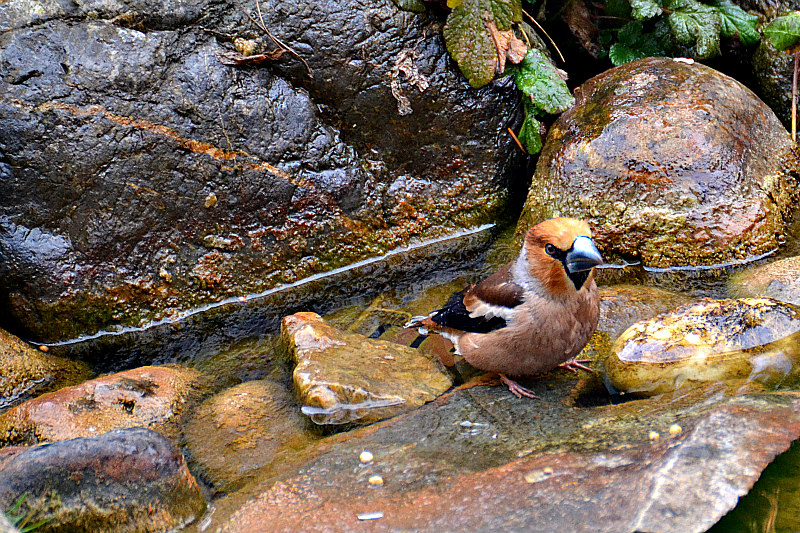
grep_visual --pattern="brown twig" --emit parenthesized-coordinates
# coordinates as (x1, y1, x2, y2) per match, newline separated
(522, 9, 566, 63)
(235, 0, 314, 78)
(507, 127, 526, 153)
(793, 49, 798, 142)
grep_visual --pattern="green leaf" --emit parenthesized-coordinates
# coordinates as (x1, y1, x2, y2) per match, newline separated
(667, 0, 721, 59)
(513, 49, 574, 114)
(443, 0, 523, 88)
(630, 0, 662, 20)
(518, 100, 543, 154)
(710, 0, 760, 46)
(392, 0, 427, 13)
(608, 21, 666, 65)
(764, 12, 800, 51)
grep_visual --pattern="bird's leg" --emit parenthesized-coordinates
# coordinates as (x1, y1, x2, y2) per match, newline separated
(499, 374, 539, 399)
(557, 358, 595, 373)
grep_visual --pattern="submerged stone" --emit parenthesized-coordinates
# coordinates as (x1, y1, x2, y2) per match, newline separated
(0, 428, 205, 533)
(281, 312, 452, 425)
(184, 379, 319, 491)
(729, 255, 800, 306)
(519, 57, 800, 268)
(0, 327, 91, 411)
(597, 284, 693, 340)
(0, 365, 204, 446)
(605, 298, 800, 395)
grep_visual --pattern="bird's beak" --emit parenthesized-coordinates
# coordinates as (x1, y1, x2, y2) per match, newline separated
(566, 236, 604, 273)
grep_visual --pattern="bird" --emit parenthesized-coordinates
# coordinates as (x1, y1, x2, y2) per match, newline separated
(406, 217, 604, 398)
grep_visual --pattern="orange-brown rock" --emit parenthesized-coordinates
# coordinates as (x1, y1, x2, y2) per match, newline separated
(0, 365, 204, 447)
(520, 57, 800, 268)
(282, 312, 453, 425)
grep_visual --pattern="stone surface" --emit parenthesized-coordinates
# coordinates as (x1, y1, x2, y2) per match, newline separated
(519, 57, 800, 268)
(729, 255, 800, 306)
(0, 427, 205, 533)
(183, 379, 319, 491)
(282, 312, 453, 425)
(0, 365, 204, 446)
(0, 327, 91, 411)
(202, 380, 800, 533)
(605, 297, 800, 395)
(0, 0, 524, 343)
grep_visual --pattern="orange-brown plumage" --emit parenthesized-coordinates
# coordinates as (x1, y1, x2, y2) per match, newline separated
(407, 217, 604, 398)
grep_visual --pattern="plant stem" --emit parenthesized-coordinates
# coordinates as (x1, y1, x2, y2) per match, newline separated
(793, 49, 798, 142)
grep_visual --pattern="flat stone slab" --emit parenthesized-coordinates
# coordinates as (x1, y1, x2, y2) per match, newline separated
(282, 312, 453, 425)
(207, 379, 800, 533)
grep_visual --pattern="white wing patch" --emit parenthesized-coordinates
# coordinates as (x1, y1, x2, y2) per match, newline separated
(468, 300, 517, 322)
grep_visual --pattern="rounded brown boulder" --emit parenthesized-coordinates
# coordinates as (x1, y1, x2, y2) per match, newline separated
(519, 57, 800, 268)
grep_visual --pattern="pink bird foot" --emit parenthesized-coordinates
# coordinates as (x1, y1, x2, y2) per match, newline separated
(557, 358, 595, 373)
(499, 374, 539, 399)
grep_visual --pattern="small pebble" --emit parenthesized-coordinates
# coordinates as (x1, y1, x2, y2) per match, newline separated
(359, 451, 374, 463)
(648, 431, 660, 441)
(368, 475, 384, 486)
(357, 512, 383, 521)
(669, 424, 682, 435)
(543, 467, 554, 475)
(38, 345, 49, 352)
(204, 192, 218, 208)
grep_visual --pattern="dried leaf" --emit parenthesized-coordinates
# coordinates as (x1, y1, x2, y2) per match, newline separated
(391, 49, 430, 116)
(485, 17, 528, 73)
(443, 0, 523, 88)
(216, 49, 285, 66)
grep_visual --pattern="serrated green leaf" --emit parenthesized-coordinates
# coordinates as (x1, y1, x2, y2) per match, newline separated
(609, 21, 666, 65)
(609, 43, 641, 65)
(709, 0, 760, 46)
(630, 0, 662, 20)
(513, 49, 574, 114)
(443, 0, 523, 88)
(667, 0, 721, 58)
(518, 100, 543, 154)
(393, 0, 427, 12)
(764, 12, 800, 51)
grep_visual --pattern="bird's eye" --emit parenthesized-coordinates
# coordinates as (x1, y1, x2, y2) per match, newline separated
(545, 243, 557, 257)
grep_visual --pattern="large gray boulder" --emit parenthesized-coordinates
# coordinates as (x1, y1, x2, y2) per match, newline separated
(0, 0, 525, 342)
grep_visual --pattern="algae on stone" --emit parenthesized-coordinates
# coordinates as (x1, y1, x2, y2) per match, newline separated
(0, 327, 91, 410)
(605, 297, 800, 395)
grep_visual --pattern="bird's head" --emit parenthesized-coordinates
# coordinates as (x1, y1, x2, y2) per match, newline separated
(523, 218, 604, 295)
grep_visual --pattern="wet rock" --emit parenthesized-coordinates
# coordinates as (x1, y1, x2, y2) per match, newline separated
(605, 298, 800, 395)
(0, 0, 523, 343)
(729, 255, 800, 306)
(184, 379, 318, 491)
(0, 365, 204, 446)
(0, 327, 91, 411)
(206, 378, 800, 533)
(519, 57, 800, 268)
(0, 427, 205, 533)
(282, 312, 453, 425)
(597, 284, 693, 340)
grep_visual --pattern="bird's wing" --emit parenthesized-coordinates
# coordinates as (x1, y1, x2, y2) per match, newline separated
(430, 263, 524, 333)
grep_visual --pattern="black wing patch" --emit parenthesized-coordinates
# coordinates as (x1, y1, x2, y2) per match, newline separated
(430, 290, 508, 334)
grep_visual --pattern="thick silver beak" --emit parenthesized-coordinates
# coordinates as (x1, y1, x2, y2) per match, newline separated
(566, 236, 604, 273)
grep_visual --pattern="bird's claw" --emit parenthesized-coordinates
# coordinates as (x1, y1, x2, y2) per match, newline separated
(558, 358, 595, 373)
(499, 374, 539, 399)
